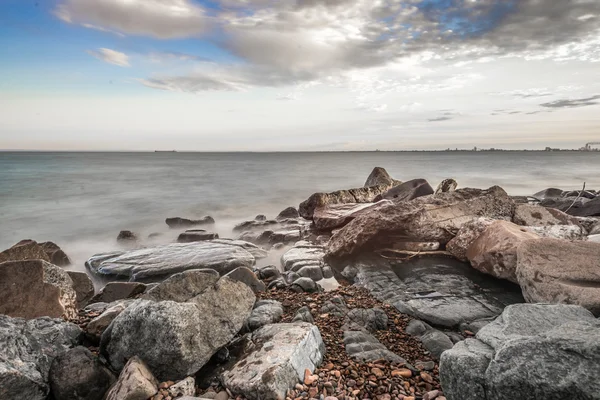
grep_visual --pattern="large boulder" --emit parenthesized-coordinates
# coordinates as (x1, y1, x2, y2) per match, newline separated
(224, 267, 266, 293)
(281, 243, 325, 272)
(525, 224, 587, 240)
(327, 186, 515, 259)
(313, 202, 386, 231)
(299, 185, 392, 220)
(466, 221, 540, 283)
(516, 239, 600, 315)
(276, 206, 300, 220)
(374, 179, 434, 202)
(103, 277, 255, 380)
(0, 260, 78, 319)
(0, 240, 70, 266)
(66, 271, 95, 309)
(512, 204, 582, 226)
(0, 315, 82, 400)
(221, 323, 325, 400)
(104, 356, 158, 400)
(142, 269, 220, 302)
(364, 167, 401, 188)
(440, 304, 600, 400)
(246, 300, 284, 331)
(86, 241, 257, 282)
(49, 346, 115, 400)
(90, 282, 146, 304)
(446, 218, 495, 261)
(558, 196, 600, 217)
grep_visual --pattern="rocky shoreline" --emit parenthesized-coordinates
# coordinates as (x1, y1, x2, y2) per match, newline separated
(1, 167, 599, 400)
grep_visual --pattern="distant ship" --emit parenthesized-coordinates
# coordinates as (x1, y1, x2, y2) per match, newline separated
(154, 150, 177, 152)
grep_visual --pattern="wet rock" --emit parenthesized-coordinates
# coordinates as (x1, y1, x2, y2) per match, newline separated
(221, 323, 325, 400)
(297, 264, 324, 281)
(364, 167, 402, 188)
(516, 239, 600, 315)
(313, 202, 385, 231)
(282, 244, 325, 272)
(166, 216, 215, 228)
(0, 259, 78, 319)
(90, 282, 146, 304)
(178, 230, 219, 243)
(255, 214, 267, 221)
(352, 256, 524, 328)
(255, 265, 281, 282)
(466, 220, 540, 283)
(103, 277, 255, 380)
(49, 346, 115, 400)
(143, 269, 220, 302)
(0, 315, 82, 400)
(267, 278, 287, 290)
(117, 230, 138, 243)
(225, 267, 266, 293)
(277, 206, 300, 220)
(291, 277, 320, 293)
(67, 271, 95, 309)
(246, 300, 284, 331)
(532, 188, 564, 200)
(435, 179, 458, 195)
(292, 306, 314, 323)
(104, 356, 158, 400)
(513, 204, 582, 226)
(440, 304, 600, 400)
(374, 179, 434, 202)
(405, 320, 453, 360)
(445, 218, 495, 262)
(86, 241, 257, 282)
(342, 308, 388, 332)
(322, 265, 334, 279)
(343, 330, 405, 363)
(328, 186, 515, 259)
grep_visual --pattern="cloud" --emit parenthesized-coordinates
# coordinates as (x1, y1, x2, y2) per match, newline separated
(541, 95, 600, 109)
(428, 116, 453, 122)
(54, 0, 208, 39)
(147, 51, 209, 63)
(87, 48, 130, 67)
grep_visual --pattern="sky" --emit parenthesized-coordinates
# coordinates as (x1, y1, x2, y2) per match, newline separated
(0, 0, 599, 151)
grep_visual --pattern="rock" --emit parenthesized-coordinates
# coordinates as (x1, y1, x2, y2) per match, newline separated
(168, 377, 196, 397)
(256, 265, 281, 282)
(220, 323, 325, 400)
(343, 330, 405, 363)
(322, 265, 334, 279)
(86, 241, 257, 282)
(516, 239, 600, 315)
(327, 186, 515, 259)
(142, 269, 220, 302)
(342, 308, 388, 332)
(166, 216, 215, 228)
(103, 277, 255, 380)
(0, 259, 78, 319)
(246, 300, 284, 331)
(178, 230, 219, 243)
(117, 230, 138, 242)
(532, 188, 564, 200)
(267, 278, 287, 290)
(435, 178, 458, 195)
(405, 320, 453, 360)
(320, 296, 349, 317)
(67, 271, 95, 308)
(49, 346, 115, 400)
(352, 256, 523, 328)
(104, 356, 158, 400)
(563, 196, 600, 217)
(446, 218, 495, 261)
(297, 264, 324, 281)
(291, 277, 320, 293)
(440, 304, 600, 400)
(86, 302, 130, 343)
(525, 224, 587, 240)
(255, 214, 267, 221)
(512, 204, 582, 226)
(293, 306, 314, 323)
(211, 239, 268, 260)
(284, 271, 300, 284)
(225, 267, 266, 293)
(386, 240, 440, 252)
(313, 202, 386, 231)
(90, 282, 146, 304)
(282, 245, 325, 272)
(39, 241, 71, 266)
(364, 167, 401, 188)
(0, 315, 82, 400)
(0, 240, 51, 263)
(374, 179, 434, 202)
(466, 220, 540, 283)
(277, 207, 300, 220)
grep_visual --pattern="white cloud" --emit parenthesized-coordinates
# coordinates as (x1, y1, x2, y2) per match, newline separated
(87, 48, 130, 67)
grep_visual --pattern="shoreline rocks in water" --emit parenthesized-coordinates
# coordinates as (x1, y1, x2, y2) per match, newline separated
(166, 216, 216, 228)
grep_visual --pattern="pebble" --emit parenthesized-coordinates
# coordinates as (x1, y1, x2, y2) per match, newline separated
(423, 390, 440, 400)
(392, 369, 413, 378)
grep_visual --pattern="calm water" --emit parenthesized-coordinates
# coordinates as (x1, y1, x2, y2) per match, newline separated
(1, 151, 599, 270)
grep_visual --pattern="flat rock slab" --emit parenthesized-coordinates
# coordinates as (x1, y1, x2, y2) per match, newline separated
(221, 322, 325, 400)
(282, 245, 325, 272)
(86, 241, 257, 282)
(353, 256, 524, 328)
(313, 202, 384, 231)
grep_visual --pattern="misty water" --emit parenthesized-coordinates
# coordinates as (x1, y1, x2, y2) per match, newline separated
(1, 151, 599, 271)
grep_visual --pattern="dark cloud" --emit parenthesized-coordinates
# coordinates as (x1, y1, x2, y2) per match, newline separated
(429, 116, 452, 122)
(541, 95, 600, 109)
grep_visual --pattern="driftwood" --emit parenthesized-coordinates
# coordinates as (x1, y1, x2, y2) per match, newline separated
(565, 182, 586, 213)
(376, 249, 453, 261)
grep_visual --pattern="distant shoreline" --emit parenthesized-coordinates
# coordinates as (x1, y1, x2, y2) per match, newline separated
(1, 149, 599, 153)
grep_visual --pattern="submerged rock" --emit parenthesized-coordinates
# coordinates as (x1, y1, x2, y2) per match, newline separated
(86, 241, 257, 282)
(516, 238, 600, 315)
(166, 216, 215, 228)
(440, 304, 600, 400)
(116, 230, 138, 243)
(220, 322, 325, 400)
(276, 206, 300, 220)
(0, 315, 82, 400)
(177, 230, 219, 243)
(0, 259, 78, 319)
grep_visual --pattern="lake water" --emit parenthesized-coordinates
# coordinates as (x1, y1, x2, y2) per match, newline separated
(1, 151, 598, 270)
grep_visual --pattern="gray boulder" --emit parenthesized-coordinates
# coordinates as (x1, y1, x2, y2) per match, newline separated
(405, 320, 454, 360)
(296, 265, 324, 281)
(281, 245, 325, 272)
(313, 202, 384, 231)
(142, 269, 219, 302)
(221, 323, 325, 400)
(364, 167, 402, 188)
(374, 178, 434, 202)
(342, 308, 388, 332)
(66, 271, 95, 309)
(86, 241, 257, 282)
(293, 306, 314, 323)
(224, 267, 266, 293)
(104, 356, 158, 400)
(178, 230, 219, 243)
(513, 204, 582, 226)
(86, 301, 132, 344)
(299, 185, 393, 220)
(166, 216, 215, 228)
(49, 346, 115, 400)
(0, 315, 81, 400)
(290, 277, 320, 293)
(343, 330, 405, 363)
(246, 300, 284, 331)
(103, 277, 255, 380)
(440, 304, 600, 400)
(0, 259, 78, 320)
(90, 282, 146, 304)
(277, 207, 300, 220)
